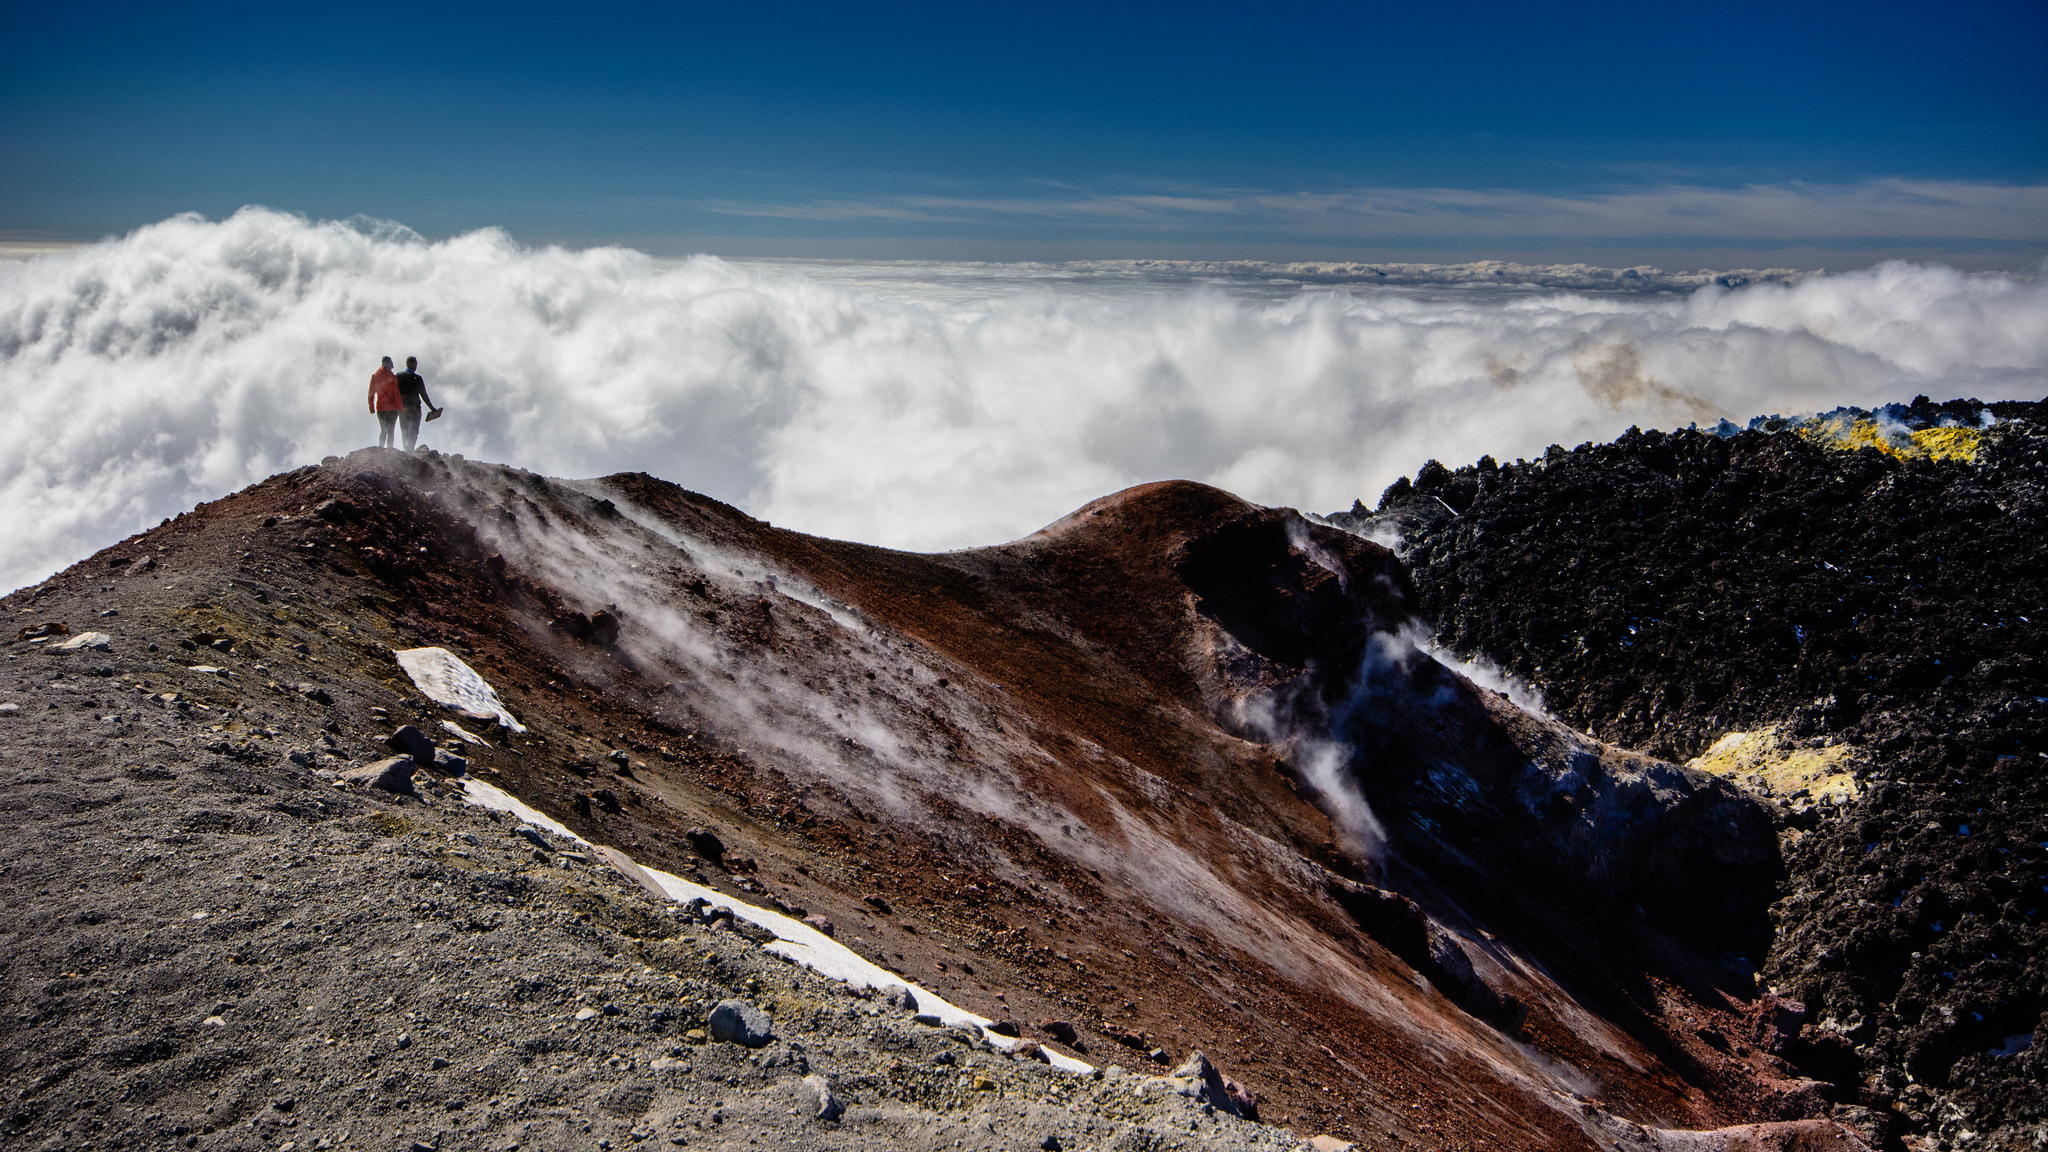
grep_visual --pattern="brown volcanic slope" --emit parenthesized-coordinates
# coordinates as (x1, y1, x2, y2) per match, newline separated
(2, 448, 1881, 1150)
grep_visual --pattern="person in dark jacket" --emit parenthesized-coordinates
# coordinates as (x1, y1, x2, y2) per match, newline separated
(393, 356, 439, 451)
(367, 356, 402, 447)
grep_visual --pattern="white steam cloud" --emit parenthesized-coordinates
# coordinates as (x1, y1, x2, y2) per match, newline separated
(3, 207, 2045, 593)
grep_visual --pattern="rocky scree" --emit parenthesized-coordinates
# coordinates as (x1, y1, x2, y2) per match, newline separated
(1344, 396, 2048, 1149)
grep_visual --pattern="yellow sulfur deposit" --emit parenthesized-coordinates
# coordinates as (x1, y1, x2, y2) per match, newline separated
(1795, 416, 1983, 463)
(1907, 425, 1984, 462)
(1689, 727, 1862, 809)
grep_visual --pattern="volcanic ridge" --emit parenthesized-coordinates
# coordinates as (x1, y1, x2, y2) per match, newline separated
(5, 396, 2038, 1151)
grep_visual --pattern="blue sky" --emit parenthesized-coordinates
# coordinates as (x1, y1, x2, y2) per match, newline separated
(3, 0, 2044, 265)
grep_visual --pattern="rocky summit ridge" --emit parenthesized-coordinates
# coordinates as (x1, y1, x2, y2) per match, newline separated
(7, 403, 2029, 1152)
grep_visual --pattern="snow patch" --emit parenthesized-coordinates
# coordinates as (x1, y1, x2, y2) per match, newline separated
(393, 646, 526, 732)
(456, 776, 1091, 1074)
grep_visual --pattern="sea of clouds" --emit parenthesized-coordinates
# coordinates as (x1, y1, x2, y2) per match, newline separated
(3, 207, 2045, 593)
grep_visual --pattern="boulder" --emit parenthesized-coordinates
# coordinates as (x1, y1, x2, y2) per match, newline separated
(1040, 1020, 1078, 1045)
(1761, 1078, 1838, 1122)
(341, 757, 418, 795)
(1224, 1074, 1260, 1120)
(55, 632, 113, 652)
(684, 826, 725, 863)
(706, 1000, 772, 1048)
(801, 1074, 843, 1121)
(386, 725, 437, 763)
(1161, 1051, 1243, 1117)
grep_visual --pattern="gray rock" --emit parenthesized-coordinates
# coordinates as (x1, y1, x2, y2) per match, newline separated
(432, 749, 469, 776)
(706, 999, 772, 1048)
(1164, 1051, 1242, 1117)
(340, 757, 418, 795)
(386, 725, 437, 763)
(801, 1074, 843, 1122)
(516, 827, 555, 852)
(293, 682, 334, 706)
(55, 632, 113, 652)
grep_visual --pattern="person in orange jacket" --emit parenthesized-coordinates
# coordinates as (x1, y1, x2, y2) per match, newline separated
(367, 356, 403, 447)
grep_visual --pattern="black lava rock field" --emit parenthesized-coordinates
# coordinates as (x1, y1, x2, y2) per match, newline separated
(1344, 396, 2048, 1149)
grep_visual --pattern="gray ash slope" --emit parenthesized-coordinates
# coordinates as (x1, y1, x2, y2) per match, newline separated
(1343, 396, 2048, 1149)
(0, 643, 1290, 1152)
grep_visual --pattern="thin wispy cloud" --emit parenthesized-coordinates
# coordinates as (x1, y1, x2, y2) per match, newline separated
(703, 180, 2048, 244)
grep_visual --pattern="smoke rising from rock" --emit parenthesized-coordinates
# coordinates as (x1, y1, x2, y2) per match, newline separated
(3, 208, 2044, 592)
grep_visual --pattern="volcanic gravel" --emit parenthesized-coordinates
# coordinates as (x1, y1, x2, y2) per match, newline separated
(0, 642, 1298, 1152)
(1353, 396, 2048, 1149)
